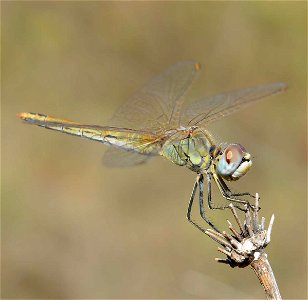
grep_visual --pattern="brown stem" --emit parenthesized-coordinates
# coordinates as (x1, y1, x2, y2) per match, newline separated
(250, 253, 281, 300)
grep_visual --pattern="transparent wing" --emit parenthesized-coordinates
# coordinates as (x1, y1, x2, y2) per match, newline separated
(182, 82, 287, 126)
(103, 61, 201, 167)
(101, 127, 163, 168)
(56, 122, 161, 168)
(108, 61, 201, 132)
(102, 148, 153, 167)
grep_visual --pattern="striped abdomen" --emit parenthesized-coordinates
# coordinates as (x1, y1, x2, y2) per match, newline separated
(17, 112, 162, 155)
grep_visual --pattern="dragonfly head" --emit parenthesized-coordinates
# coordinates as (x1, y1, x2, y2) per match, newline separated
(216, 144, 252, 181)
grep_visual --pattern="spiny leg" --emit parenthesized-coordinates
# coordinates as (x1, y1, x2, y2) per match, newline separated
(198, 174, 221, 232)
(229, 192, 256, 198)
(186, 176, 207, 234)
(218, 180, 255, 199)
(207, 172, 226, 210)
(205, 169, 249, 211)
(218, 176, 259, 209)
(212, 172, 254, 211)
(206, 172, 233, 211)
(186, 175, 220, 234)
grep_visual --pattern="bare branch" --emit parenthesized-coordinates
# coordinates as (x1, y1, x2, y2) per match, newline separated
(205, 193, 281, 300)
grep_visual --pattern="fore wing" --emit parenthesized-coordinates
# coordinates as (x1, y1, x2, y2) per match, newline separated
(108, 61, 201, 132)
(104, 61, 201, 167)
(182, 82, 287, 127)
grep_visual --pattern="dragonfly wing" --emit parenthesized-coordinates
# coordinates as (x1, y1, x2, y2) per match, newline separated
(108, 61, 201, 132)
(102, 147, 153, 167)
(182, 82, 287, 126)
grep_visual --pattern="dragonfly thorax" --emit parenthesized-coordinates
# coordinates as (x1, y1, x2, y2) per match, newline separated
(160, 127, 215, 172)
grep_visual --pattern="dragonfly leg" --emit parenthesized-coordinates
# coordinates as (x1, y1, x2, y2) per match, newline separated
(228, 191, 259, 209)
(206, 172, 229, 210)
(228, 191, 259, 210)
(198, 174, 221, 232)
(206, 172, 245, 212)
(186, 175, 220, 234)
(222, 180, 259, 210)
(186, 176, 207, 233)
(228, 191, 256, 199)
(212, 172, 253, 211)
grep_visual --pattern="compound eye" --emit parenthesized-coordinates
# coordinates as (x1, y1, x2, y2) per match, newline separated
(226, 149, 233, 164)
(217, 144, 251, 180)
(225, 144, 245, 165)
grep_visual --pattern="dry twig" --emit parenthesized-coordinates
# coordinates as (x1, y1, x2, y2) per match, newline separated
(205, 193, 281, 300)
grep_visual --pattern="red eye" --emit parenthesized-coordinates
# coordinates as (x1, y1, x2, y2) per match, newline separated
(226, 150, 233, 164)
(224, 144, 244, 165)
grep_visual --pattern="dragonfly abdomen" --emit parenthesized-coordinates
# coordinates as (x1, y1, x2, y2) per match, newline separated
(18, 112, 162, 155)
(18, 112, 105, 141)
(17, 112, 78, 126)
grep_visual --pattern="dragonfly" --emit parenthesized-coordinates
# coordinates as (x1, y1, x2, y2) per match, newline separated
(18, 61, 287, 233)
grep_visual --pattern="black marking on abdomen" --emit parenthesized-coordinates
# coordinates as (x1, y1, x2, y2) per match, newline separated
(105, 134, 116, 139)
(30, 112, 47, 117)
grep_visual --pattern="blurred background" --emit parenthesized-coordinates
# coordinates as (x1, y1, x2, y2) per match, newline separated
(2, 2, 306, 299)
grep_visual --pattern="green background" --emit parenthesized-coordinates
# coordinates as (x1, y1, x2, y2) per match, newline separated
(2, 2, 307, 298)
